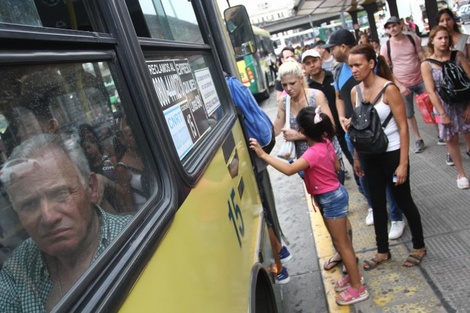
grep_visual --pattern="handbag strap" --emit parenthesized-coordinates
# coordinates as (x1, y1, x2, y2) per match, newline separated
(285, 95, 291, 129)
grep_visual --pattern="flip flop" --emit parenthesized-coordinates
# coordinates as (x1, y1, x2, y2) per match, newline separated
(362, 252, 391, 271)
(403, 248, 426, 267)
(324, 254, 341, 271)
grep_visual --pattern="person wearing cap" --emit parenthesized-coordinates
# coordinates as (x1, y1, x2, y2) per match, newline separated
(381, 16, 427, 154)
(326, 29, 406, 239)
(302, 49, 351, 174)
(312, 40, 336, 72)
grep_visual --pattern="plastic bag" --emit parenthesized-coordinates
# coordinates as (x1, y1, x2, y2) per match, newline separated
(278, 140, 296, 160)
(415, 92, 436, 124)
(276, 95, 296, 160)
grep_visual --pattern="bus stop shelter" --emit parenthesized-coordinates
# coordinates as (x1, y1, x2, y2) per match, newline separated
(294, 0, 442, 40)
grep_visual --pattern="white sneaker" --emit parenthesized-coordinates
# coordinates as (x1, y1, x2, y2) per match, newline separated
(389, 221, 406, 240)
(365, 208, 374, 226)
(457, 176, 470, 189)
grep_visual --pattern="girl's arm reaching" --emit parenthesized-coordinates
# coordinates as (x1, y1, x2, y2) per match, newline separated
(249, 138, 309, 176)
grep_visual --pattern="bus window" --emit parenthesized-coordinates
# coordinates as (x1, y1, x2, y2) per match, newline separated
(0, 61, 156, 271)
(145, 55, 224, 160)
(128, 0, 203, 43)
(0, 0, 104, 31)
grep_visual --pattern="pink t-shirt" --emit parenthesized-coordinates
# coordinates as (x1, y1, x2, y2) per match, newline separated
(380, 34, 423, 88)
(301, 139, 340, 195)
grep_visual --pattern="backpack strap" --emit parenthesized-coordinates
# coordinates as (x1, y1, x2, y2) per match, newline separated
(425, 51, 458, 66)
(371, 81, 394, 104)
(356, 81, 395, 105)
(377, 82, 395, 128)
(450, 50, 458, 63)
(355, 85, 364, 107)
(386, 40, 391, 69)
(425, 58, 444, 66)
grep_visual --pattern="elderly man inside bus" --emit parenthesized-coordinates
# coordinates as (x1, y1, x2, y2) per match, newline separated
(0, 134, 132, 311)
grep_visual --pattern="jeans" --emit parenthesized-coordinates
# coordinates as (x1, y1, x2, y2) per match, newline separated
(345, 133, 403, 221)
(363, 149, 425, 253)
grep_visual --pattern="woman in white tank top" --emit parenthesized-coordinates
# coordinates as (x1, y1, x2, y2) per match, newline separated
(346, 44, 426, 271)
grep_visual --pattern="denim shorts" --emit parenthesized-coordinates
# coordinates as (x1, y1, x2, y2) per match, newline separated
(403, 81, 426, 118)
(314, 185, 349, 219)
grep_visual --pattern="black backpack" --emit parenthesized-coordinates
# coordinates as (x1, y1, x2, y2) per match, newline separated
(426, 51, 470, 105)
(348, 82, 394, 155)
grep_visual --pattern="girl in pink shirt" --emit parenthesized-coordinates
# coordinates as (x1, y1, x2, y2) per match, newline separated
(250, 106, 368, 306)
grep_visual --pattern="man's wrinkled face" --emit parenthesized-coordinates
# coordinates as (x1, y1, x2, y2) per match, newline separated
(8, 147, 97, 258)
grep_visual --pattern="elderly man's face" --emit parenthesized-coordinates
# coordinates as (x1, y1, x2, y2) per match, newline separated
(8, 146, 98, 257)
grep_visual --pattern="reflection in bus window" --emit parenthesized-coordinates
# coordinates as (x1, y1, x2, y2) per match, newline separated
(114, 123, 148, 211)
(0, 61, 155, 310)
(128, 0, 203, 42)
(0, 0, 104, 31)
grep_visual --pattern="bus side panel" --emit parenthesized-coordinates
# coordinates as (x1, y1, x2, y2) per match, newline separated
(241, 56, 266, 96)
(119, 121, 268, 312)
(237, 59, 251, 87)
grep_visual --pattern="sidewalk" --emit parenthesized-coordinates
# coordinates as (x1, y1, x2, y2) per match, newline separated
(263, 93, 470, 312)
(311, 118, 470, 312)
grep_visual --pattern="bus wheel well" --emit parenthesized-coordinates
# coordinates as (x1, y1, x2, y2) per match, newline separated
(251, 265, 278, 313)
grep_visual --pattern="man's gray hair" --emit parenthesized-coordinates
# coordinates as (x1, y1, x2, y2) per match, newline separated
(1, 134, 90, 189)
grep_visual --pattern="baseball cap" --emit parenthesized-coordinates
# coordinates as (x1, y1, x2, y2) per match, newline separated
(301, 49, 321, 62)
(323, 29, 356, 48)
(384, 16, 400, 28)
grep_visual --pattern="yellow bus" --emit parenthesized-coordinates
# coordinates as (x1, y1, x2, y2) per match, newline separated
(0, 0, 282, 312)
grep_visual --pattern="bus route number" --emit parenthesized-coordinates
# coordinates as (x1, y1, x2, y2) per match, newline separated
(227, 188, 244, 247)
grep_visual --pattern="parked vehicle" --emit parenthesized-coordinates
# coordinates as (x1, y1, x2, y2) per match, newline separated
(459, 4, 470, 23)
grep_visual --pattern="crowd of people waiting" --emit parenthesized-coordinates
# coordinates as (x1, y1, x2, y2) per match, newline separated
(259, 7, 470, 306)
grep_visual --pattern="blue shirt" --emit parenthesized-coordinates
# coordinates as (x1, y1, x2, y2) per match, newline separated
(334, 63, 358, 118)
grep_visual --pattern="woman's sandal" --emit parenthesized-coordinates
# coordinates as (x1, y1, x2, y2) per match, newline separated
(403, 248, 426, 267)
(324, 253, 341, 271)
(362, 251, 391, 271)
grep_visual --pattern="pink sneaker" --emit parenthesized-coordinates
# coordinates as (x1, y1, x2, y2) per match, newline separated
(334, 274, 365, 292)
(336, 285, 369, 306)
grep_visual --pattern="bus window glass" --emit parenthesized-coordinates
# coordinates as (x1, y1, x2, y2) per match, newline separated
(224, 6, 256, 57)
(146, 55, 223, 160)
(0, 0, 102, 31)
(0, 62, 155, 281)
(133, 0, 203, 42)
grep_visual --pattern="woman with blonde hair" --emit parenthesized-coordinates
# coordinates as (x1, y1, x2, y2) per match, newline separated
(273, 59, 334, 159)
